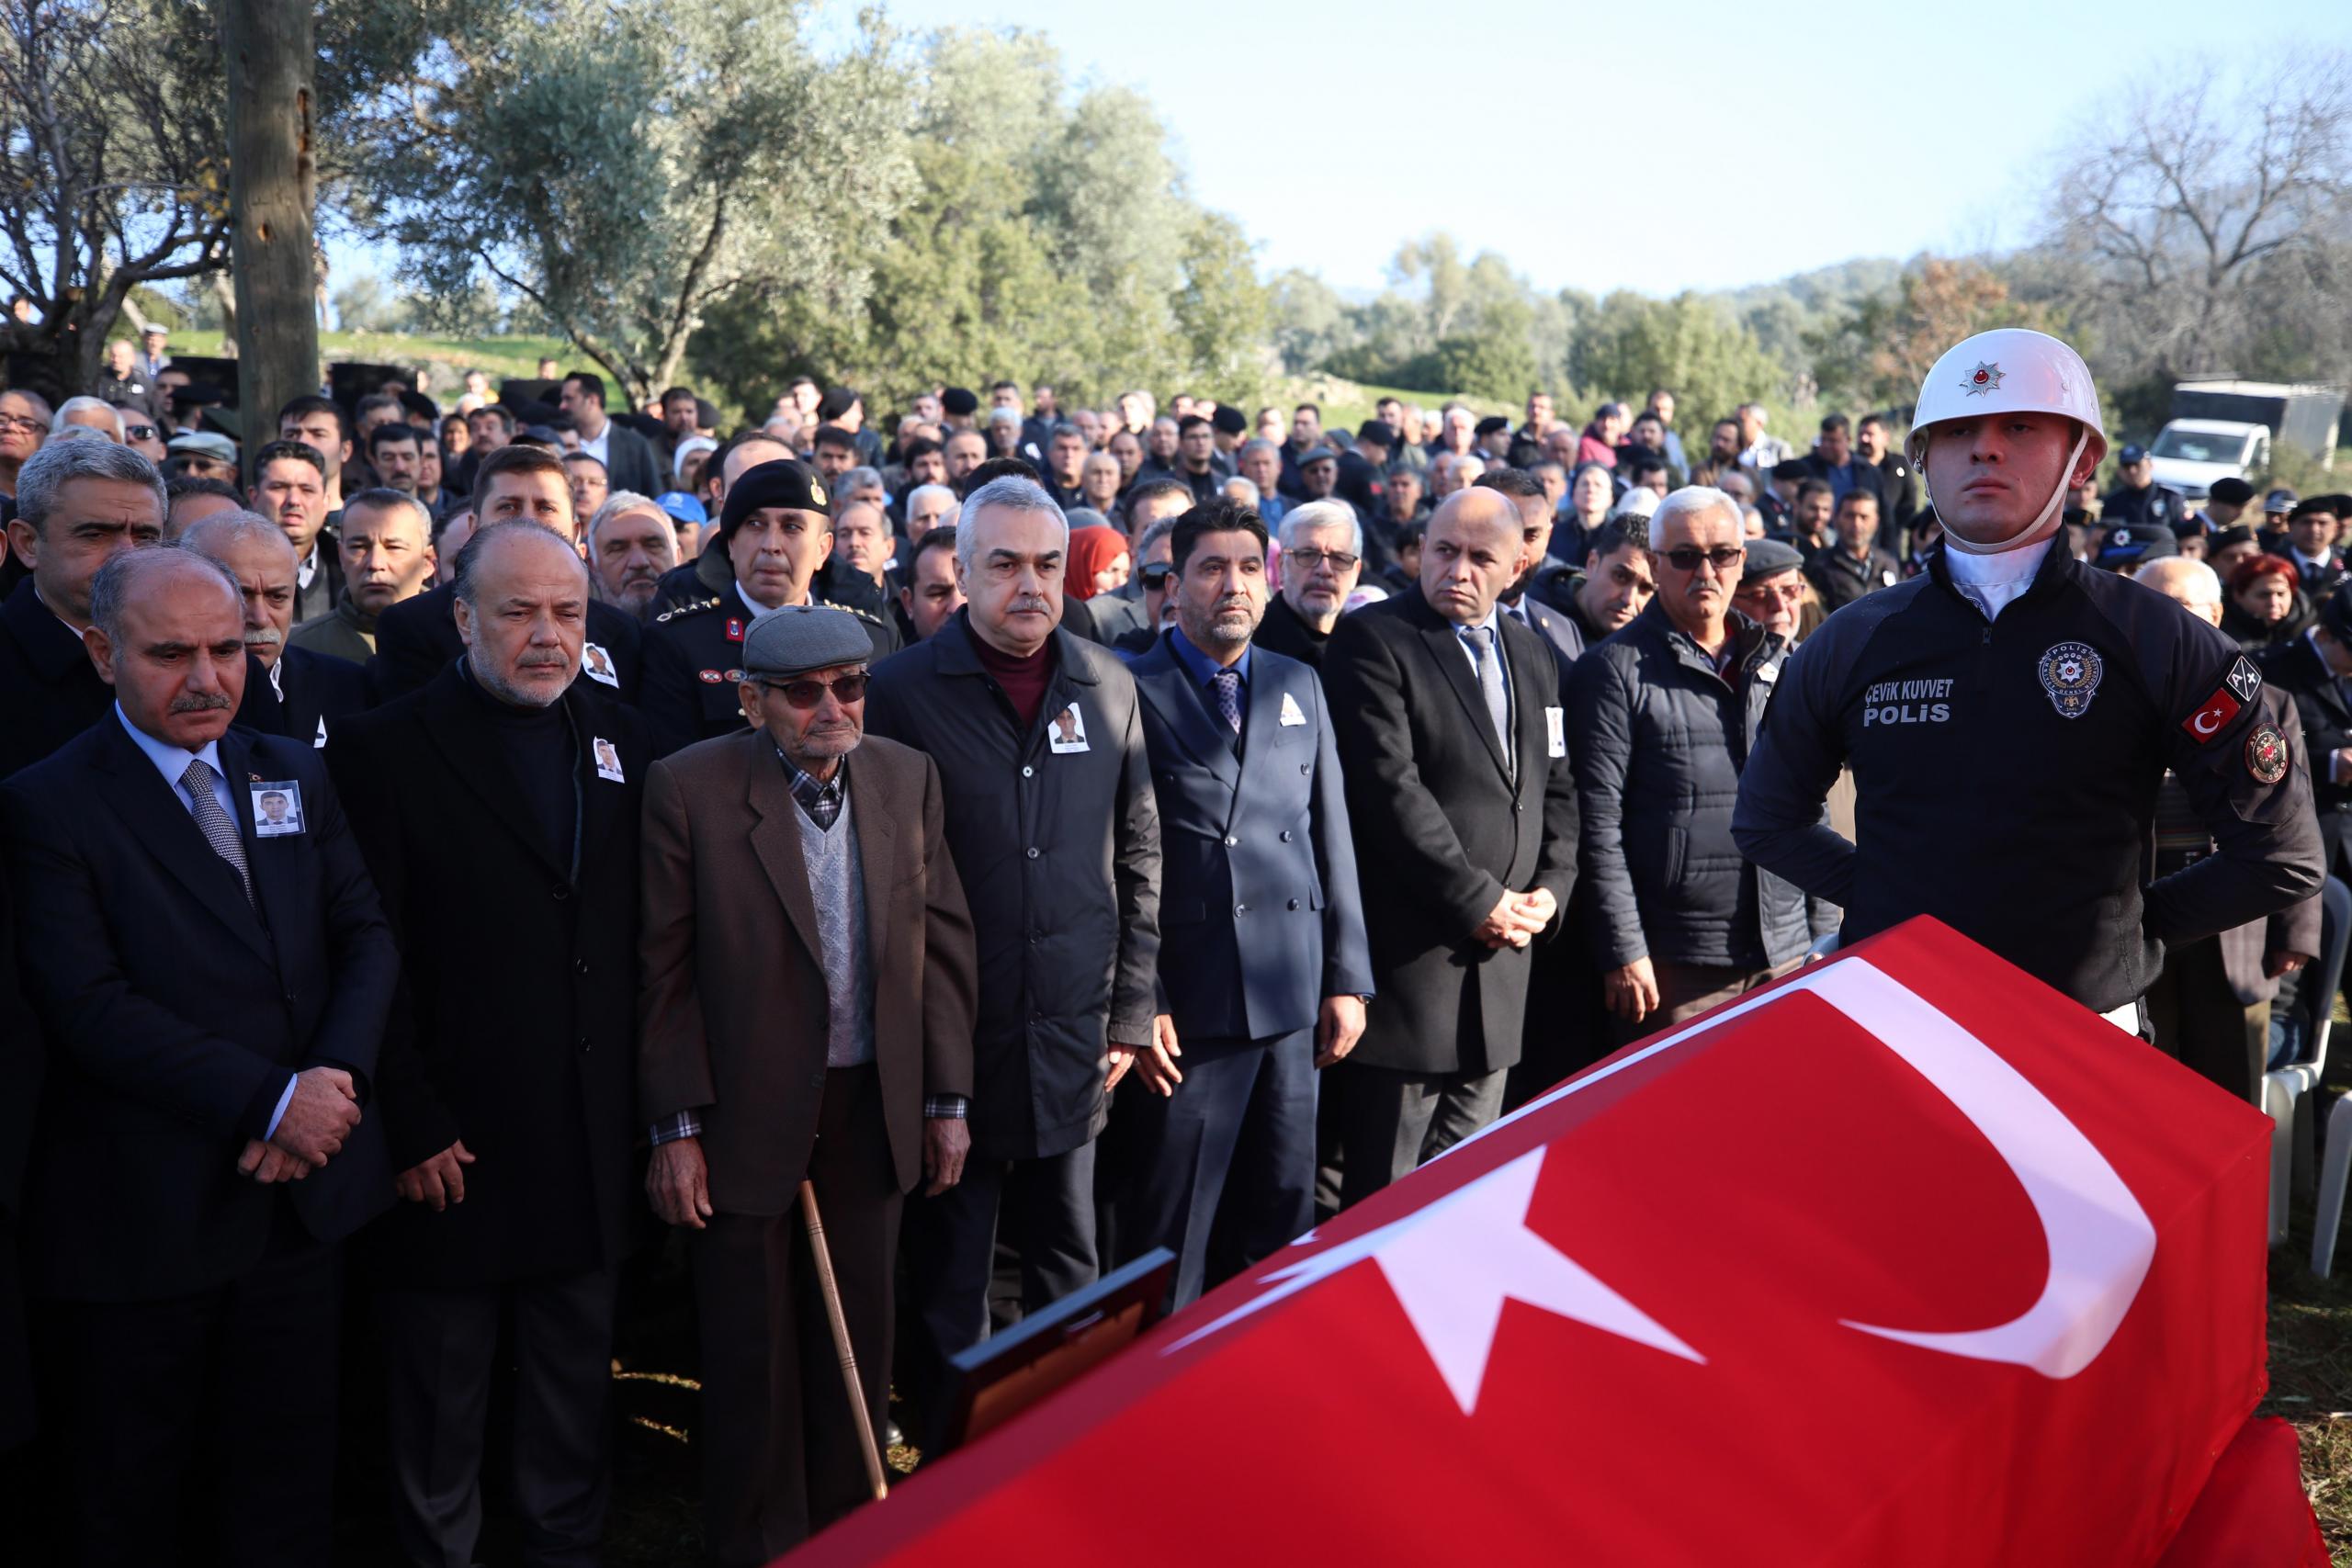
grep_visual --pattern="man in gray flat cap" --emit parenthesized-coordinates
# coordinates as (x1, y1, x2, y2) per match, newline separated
(638, 603, 978, 1564)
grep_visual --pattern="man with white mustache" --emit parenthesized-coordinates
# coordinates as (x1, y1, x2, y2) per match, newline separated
(185, 511, 368, 750)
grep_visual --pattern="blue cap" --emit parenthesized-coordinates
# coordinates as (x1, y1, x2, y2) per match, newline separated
(654, 491, 707, 525)
(2119, 443, 2148, 464)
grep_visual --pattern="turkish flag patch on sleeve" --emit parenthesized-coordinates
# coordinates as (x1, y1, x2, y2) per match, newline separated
(2182, 657, 2264, 745)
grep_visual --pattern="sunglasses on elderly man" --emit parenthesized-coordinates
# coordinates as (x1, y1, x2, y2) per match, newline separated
(758, 671, 867, 709)
(1140, 563, 1175, 590)
(1661, 546, 1746, 573)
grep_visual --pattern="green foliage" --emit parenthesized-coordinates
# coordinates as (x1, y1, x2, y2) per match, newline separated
(1568, 292, 1785, 431)
(686, 27, 1268, 422)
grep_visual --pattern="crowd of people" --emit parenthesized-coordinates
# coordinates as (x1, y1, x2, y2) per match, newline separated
(0, 322, 2332, 1567)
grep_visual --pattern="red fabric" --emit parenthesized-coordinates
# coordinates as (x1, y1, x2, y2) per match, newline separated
(2156, 1416, 2329, 1568)
(786, 918, 2280, 1568)
(969, 633, 1053, 730)
(1063, 525, 1130, 601)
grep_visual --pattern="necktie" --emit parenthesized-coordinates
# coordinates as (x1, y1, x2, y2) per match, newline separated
(1211, 668, 1242, 734)
(1463, 626, 1513, 775)
(181, 758, 254, 907)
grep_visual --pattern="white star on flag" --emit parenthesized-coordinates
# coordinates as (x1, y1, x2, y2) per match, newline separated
(1167, 1145, 1702, 1415)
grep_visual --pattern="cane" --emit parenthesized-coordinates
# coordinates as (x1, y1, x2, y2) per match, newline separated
(799, 1178, 890, 1500)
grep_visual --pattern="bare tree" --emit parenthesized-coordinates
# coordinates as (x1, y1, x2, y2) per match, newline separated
(2046, 55, 2352, 382)
(0, 0, 232, 398)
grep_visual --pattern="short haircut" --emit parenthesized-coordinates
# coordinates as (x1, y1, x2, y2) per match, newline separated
(1819, 413, 1850, 435)
(356, 392, 404, 424)
(88, 543, 240, 647)
(181, 508, 296, 565)
(563, 370, 606, 407)
(1585, 518, 1651, 565)
(469, 403, 516, 434)
(901, 435, 944, 465)
(341, 487, 433, 537)
(661, 385, 696, 406)
(1858, 412, 1889, 432)
(1121, 476, 1194, 528)
(1835, 488, 1880, 514)
(1794, 478, 1835, 504)
(1294, 402, 1320, 417)
(562, 451, 607, 472)
(1473, 467, 1545, 502)
(251, 438, 325, 481)
(165, 474, 243, 510)
(810, 423, 858, 454)
(277, 394, 348, 443)
(1629, 455, 1670, 482)
(51, 396, 124, 440)
(1649, 485, 1744, 550)
(956, 475, 1067, 576)
(1169, 495, 1269, 575)
(587, 490, 677, 549)
(17, 436, 165, 534)
(908, 526, 958, 572)
(368, 421, 422, 457)
(1278, 498, 1363, 556)
(1176, 413, 1210, 434)
(474, 441, 570, 496)
(841, 465, 883, 494)
(453, 519, 583, 610)
(989, 379, 1020, 395)
(1238, 437, 1279, 461)
(957, 456, 1040, 497)
(0, 387, 54, 422)
(905, 482, 958, 518)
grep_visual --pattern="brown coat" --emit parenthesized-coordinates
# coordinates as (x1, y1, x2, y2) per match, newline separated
(638, 729, 977, 1213)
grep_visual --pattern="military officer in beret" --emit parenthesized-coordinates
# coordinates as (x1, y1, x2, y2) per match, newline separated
(639, 459, 898, 758)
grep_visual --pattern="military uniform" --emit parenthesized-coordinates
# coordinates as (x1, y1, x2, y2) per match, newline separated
(639, 592, 899, 758)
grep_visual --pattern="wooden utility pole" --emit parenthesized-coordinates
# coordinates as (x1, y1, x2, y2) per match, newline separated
(219, 0, 320, 446)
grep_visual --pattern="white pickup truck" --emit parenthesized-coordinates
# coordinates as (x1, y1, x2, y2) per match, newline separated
(2144, 420, 2269, 503)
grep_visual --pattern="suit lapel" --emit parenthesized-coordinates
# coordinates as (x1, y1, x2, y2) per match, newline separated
(846, 751, 898, 971)
(1499, 616, 1547, 799)
(419, 669, 572, 880)
(90, 717, 275, 961)
(1136, 649, 1240, 788)
(1411, 595, 1512, 781)
(223, 729, 308, 977)
(745, 739, 826, 969)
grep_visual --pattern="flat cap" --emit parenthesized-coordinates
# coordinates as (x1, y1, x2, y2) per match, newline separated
(2118, 443, 2148, 464)
(719, 458, 829, 539)
(166, 431, 236, 462)
(1300, 446, 1339, 467)
(741, 604, 873, 680)
(2266, 488, 2300, 512)
(1742, 536, 1804, 578)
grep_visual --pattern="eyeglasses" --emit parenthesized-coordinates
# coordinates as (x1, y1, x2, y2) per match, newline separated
(0, 414, 42, 434)
(1287, 548, 1360, 572)
(1661, 546, 1746, 574)
(1140, 564, 1174, 589)
(123, 423, 158, 441)
(1737, 579, 1807, 603)
(759, 671, 867, 708)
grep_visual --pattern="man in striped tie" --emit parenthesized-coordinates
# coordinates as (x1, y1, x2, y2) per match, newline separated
(0, 545, 399, 1565)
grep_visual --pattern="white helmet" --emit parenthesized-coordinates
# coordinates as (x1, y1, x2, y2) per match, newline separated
(1910, 328, 2106, 556)
(1907, 327, 2106, 470)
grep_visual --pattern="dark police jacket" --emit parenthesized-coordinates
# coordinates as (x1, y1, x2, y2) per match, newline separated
(2254, 630, 2352, 874)
(639, 589, 899, 758)
(0, 720, 399, 1302)
(1568, 602, 1832, 974)
(0, 577, 110, 783)
(1127, 632, 1373, 1041)
(326, 670, 648, 1287)
(1805, 546, 1903, 614)
(369, 581, 642, 705)
(864, 612, 1160, 1160)
(1733, 540, 2324, 1013)
(1320, 587, 1579, 1077)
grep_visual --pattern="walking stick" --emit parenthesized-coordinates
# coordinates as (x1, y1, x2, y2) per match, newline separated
(799, 1178, 890, 1500)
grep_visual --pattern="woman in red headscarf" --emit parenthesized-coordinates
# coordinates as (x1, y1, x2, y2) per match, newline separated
(1065, 525, 1132, 601)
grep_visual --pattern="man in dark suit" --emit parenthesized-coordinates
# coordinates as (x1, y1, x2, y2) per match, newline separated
(559, 370, 664, 497)
(1251, 498, 1363, 671)
(1480, 468, 1586, 678)
(371, 443, 641, 703)
(1112, 499, 1372, 1308)
(0, 546, 398, 1565)
(0, 439, 165, 781)
(184, 511, 369, 750)
(326, 521, 648, 1566)
(640, 605, 977, 1564)
(1321, 487, 1579, 1207)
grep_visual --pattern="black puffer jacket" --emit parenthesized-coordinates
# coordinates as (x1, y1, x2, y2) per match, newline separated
(1566, 602, 1833, 971)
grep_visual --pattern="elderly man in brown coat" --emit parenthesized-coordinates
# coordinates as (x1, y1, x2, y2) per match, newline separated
(638, 604, 978, 1566)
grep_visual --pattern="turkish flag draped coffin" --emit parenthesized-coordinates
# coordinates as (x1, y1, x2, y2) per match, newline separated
(790, 918, 2289, 1568)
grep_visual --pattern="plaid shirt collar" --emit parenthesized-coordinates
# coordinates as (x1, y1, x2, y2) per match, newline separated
(777, 744, 846, 829)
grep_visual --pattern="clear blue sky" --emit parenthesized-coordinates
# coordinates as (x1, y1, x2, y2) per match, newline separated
(328, 1, 2349, 309)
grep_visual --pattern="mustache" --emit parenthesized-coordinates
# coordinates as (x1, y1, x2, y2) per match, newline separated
(169, 692, 233, 714)
(1009, 594, 1052, 614)
(243, 626, 283, 647)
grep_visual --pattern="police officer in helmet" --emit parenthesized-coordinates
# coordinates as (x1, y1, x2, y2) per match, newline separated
(1734, 328, 2323, 1030)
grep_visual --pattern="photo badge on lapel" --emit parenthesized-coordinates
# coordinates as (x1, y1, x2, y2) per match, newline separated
(251, 780, 306, 836)
(1048, 702, 1090, 754)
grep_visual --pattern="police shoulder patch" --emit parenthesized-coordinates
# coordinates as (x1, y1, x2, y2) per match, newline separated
(2246, 722, 2289, 784)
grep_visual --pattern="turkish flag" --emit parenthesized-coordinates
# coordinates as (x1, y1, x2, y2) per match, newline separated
(786, 918, 2299, 1567)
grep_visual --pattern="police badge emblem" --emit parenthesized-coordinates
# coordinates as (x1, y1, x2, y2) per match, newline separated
(1962, 361, 2006, 397)
(2037, 641, 2103, 719)
(2246, 723, 2289, 784)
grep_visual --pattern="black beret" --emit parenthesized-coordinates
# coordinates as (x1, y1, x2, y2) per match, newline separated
(720, 458, 831, 539)
(2322, 582, 2352, 643)
(1475, 415, 1511, 437)
(1212, 404, 1248, 436)
(2211, 524, 2257, 552)
(941, 387, 978, 416)
(817, 385, 857, 422)
(1355, 420, 1394, 446)
(2207, 476, 2256, 506)
(1770, 459, 1811, 482)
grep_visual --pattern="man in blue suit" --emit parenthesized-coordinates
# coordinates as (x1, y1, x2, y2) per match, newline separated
(1109, 496, 1373, 1308)
(0, 546, 398, 1565)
